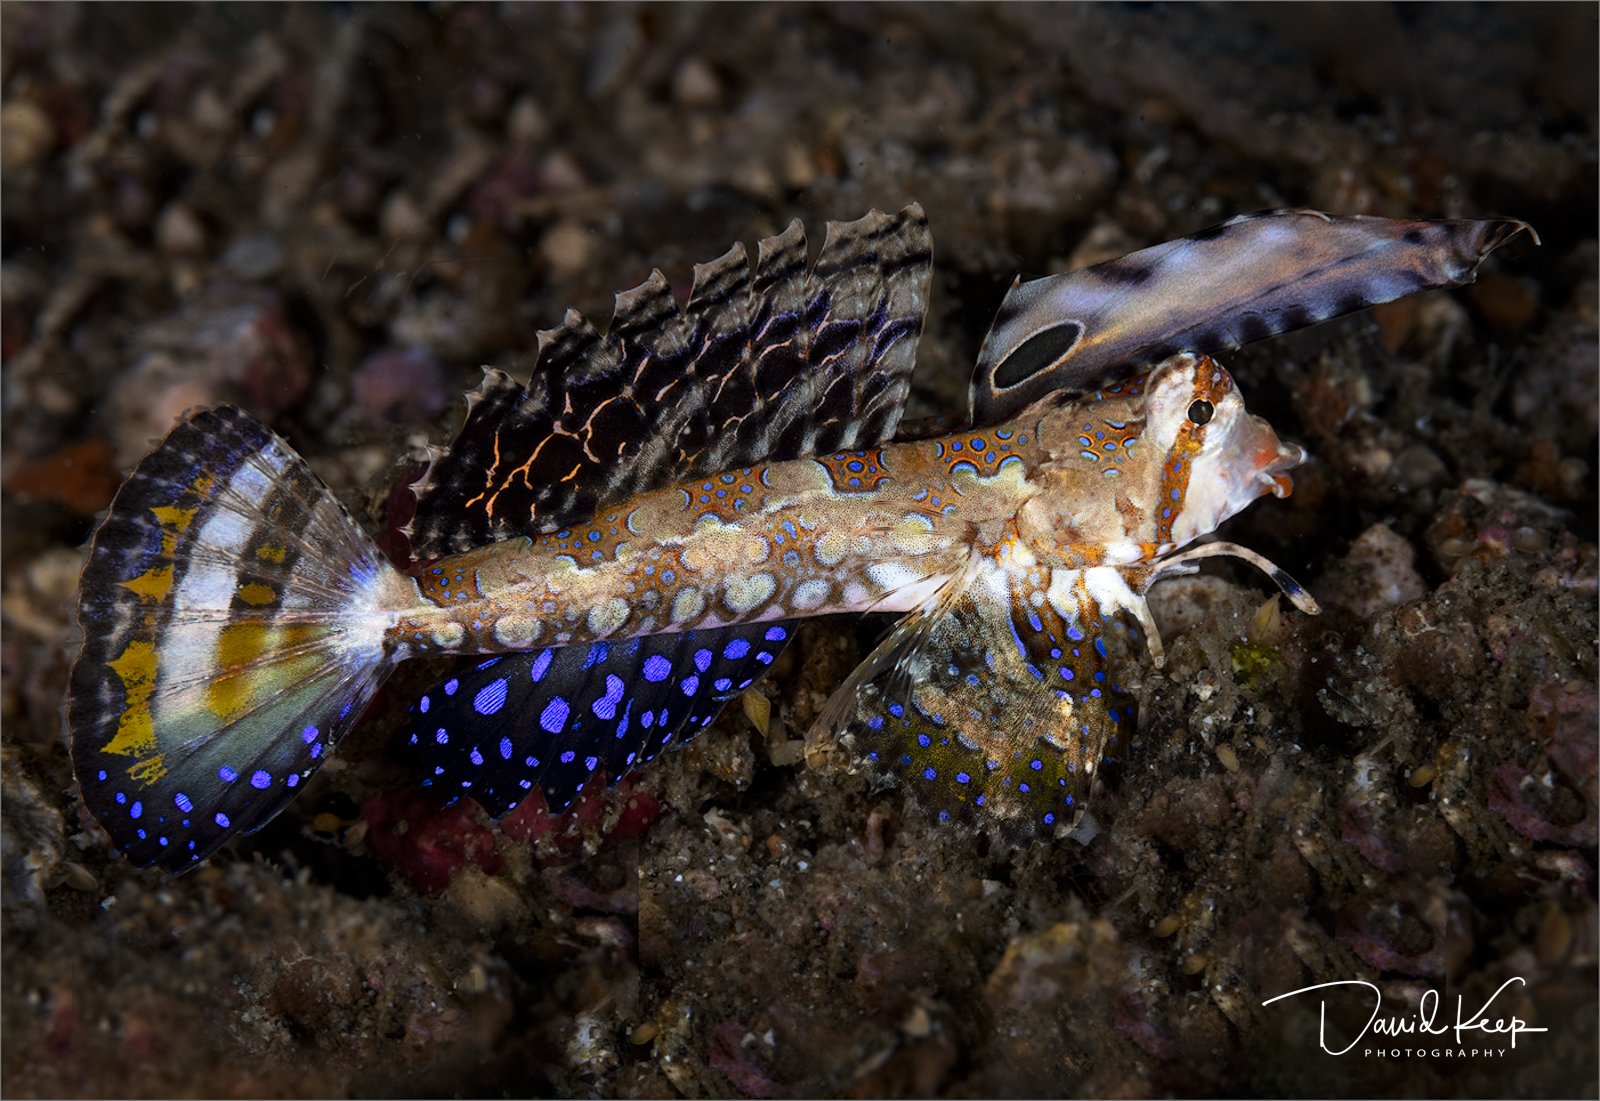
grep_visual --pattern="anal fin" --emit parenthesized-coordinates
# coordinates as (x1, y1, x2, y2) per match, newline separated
(408, 623, 796, 816)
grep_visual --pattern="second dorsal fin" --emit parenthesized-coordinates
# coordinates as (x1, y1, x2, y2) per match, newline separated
(407, 203, 932, 558)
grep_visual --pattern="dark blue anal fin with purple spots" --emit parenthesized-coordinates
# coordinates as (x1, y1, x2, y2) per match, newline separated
(408, 623, 794, 816)
(827, 569, 1142, 842)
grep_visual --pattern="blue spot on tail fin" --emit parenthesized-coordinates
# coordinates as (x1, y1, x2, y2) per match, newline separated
(68, 406, 408, 871)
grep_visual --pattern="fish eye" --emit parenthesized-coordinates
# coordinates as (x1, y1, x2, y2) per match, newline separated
(1187, 399, 1214, 425)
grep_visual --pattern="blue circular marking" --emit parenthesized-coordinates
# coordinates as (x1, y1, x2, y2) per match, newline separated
(643, 654, 672, 681)
(474, 678, 509, 716)
(500, 736, 513, 760)
(723, 638, 750, 660)
(923, 766, 937, 780)
(130, 801, 142, 819)
(540, 697, 571, 733)
(174, 792, 193, 813)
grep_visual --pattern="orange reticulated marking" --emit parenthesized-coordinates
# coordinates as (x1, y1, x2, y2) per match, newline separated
(103, 639, 159, 757)
(256, 544, 287, 563)
(682, 468, 766, 524)
(205, 621, 319, 720)
(1155, 367, 1221, 542)
(416, 558, 488, 605)
(816, 449, 892, 494)
(237, 582, 277, 606)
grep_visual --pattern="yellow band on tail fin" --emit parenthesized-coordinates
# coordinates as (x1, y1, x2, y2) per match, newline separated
(69, 406, 419, 871)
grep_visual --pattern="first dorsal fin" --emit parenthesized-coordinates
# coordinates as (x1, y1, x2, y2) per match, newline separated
(408, 203, 932, 558)
(970, 209, 1537, 424)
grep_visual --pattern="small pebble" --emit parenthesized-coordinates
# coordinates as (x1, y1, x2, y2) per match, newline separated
(1, 100, 55, 169)
(1407, 764, 1437, 788)
(673, 58, 723, 109)
(742, 689, 770, 737)
(540, 219, 596, 280)
(156, 203, 207, 255)
(1512, 526, 1548, 554)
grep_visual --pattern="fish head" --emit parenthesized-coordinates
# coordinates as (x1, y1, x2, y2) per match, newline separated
(1141, 352, 1304, 549)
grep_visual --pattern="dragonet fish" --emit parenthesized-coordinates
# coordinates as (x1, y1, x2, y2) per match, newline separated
(68, 204, 1532, 870)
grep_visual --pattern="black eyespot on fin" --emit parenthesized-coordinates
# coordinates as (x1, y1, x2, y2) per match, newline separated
(991, 319, 1084, 391)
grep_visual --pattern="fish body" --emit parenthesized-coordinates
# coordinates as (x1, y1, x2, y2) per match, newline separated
(395, 355, 1301, 656)
(68, 204, 1528, 870)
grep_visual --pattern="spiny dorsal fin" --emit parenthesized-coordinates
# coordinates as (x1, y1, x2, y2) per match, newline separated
(408, 203, 932, 558)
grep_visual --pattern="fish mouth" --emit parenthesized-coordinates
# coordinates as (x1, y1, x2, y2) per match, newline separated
(1256, 441, 1306, 499)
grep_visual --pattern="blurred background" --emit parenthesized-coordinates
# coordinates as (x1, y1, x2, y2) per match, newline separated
(2, 4, 1594, 1097)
